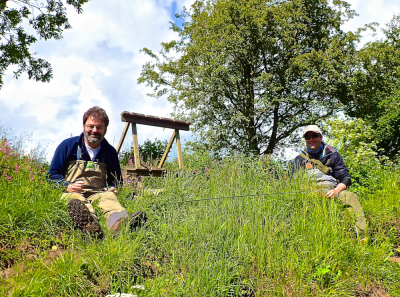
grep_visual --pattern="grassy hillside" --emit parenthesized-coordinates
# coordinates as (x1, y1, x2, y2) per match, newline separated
(0, 137, 399, 296)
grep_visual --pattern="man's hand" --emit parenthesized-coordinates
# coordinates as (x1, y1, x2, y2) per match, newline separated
(325, 183, 347, 198)
(66, 181, 84, 193)
(107, 187, 117, 193)
(102, 187, 117, 193)
(325, 188, 338, 198)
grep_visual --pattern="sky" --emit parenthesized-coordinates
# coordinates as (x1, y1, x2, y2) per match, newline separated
(0, 0, 399, 161)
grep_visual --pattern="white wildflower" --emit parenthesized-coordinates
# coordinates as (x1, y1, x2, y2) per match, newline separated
(105, 285, 144, 296)
(131, 285, 145, 290)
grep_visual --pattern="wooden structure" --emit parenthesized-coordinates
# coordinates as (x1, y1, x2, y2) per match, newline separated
(116, 112, 191, 176)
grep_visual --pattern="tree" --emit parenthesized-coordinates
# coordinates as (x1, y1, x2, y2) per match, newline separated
(0, 0, 90, 89)
(340, 15, 400, 158)
(119, 138, 168, 167)
(373, 90, 400, 158)
(138, 0, 360, 156)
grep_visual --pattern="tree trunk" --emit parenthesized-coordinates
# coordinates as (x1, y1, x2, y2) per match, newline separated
(263, 102, 279, 155)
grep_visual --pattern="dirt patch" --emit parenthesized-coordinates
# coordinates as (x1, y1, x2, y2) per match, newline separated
(393, 219, 400, 237)
(391, 219, 400, 258)
(0, 239, 36, 270)
(0, 231, 69, 271)
(0, 246, 64, 280)
(356, 284, 389, 297)
(141, 260, 159, 277)
(387, 257, 400, 264)
(0, 266, 14, 279)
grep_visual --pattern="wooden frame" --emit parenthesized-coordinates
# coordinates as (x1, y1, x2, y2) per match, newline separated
(116, 112, 191, 176)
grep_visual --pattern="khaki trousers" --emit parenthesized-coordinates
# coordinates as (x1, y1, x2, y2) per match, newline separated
(318, 184, 366, 237)
(62, 191, 128, 229)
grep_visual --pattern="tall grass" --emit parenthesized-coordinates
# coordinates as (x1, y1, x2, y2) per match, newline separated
(0, 135, 399, 296)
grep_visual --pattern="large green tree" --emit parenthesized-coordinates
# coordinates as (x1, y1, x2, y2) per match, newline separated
(374, 90, 400, 158)
(0, 0, 89, 89)
(139, 0, 360, 155)
(341, 15, 400, 158)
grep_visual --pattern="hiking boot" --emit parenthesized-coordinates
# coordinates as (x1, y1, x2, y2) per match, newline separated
(111, 211, 148, 234)
(68, 199, 104, 239)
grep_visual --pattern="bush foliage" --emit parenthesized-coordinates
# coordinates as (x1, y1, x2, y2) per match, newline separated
(120, 138, 168, 167)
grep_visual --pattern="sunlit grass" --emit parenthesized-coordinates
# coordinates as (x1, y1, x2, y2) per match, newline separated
(0, 133, 399, 296)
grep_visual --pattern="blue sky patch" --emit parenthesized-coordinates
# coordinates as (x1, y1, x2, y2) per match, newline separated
(169, 1, 185, 29)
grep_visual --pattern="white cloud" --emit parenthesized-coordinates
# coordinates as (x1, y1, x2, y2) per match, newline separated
(0, 0, 194, 160)
(342, 0, 400, 45)
(0, 0, 398, 161)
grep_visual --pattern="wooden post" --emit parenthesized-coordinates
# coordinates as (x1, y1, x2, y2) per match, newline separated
(158, 130, 176, 169)
(175, 129, 183, 170)
(116, 122, 130, 154)
(132, 123, 141, 168)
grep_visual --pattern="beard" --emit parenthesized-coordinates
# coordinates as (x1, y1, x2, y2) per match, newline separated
(84, 130, 104, 145)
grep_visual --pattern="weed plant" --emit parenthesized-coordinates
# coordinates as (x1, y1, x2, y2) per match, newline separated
(0, 133, 399, 296)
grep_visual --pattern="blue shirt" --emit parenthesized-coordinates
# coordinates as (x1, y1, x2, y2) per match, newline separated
(47, 133, 122, 188)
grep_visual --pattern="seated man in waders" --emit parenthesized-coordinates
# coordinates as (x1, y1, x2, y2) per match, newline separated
(48, 106, 147, 239)
(293, 125, 366, 240)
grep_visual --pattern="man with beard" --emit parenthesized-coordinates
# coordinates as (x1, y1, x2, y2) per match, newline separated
(48, 106, 146, 238)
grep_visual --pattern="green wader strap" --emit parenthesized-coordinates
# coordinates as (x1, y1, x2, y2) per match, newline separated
(300, 153, 332, 174)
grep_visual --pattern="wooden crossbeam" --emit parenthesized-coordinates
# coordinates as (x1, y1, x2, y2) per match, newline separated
(121, 112, 191, 131)
(126, 167, 165, 177)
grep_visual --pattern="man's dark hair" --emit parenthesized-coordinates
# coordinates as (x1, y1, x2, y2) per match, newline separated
(83, 106, 109, 127)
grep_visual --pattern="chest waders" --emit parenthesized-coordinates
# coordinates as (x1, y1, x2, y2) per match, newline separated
(301, 152, 366, 239)
(65, 146, 108, 197)
(62, 146, 128, 233)
(300, 152, 337, 187)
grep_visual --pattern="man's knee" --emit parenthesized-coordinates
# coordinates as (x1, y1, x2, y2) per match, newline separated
(61, 192, 86, 202)
(100, 191, 119, 200)
(89, 191, 126, 214)
(339, 190, 365, 216)
(338, 190, 360, 205)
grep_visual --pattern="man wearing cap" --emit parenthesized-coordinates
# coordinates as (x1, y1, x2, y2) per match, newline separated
(47, 106, 147, 238)
(293, 125, 366, 239)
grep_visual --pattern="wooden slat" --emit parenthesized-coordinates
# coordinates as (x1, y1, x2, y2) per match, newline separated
(158, 130, 176, 169)
(126, 167, 166, 177)
(121, 112, 191, 131)
(116, 122, 130, 154)
(131, 123, 141, 168)
(175, 129, 184, 170)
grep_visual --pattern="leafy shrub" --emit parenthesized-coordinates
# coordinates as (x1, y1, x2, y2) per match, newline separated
(120, 138, 168, 167)
(322, 117, 385, 189)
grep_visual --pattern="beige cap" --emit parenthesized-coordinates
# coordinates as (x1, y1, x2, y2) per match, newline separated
(303, 125, 322, 137)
